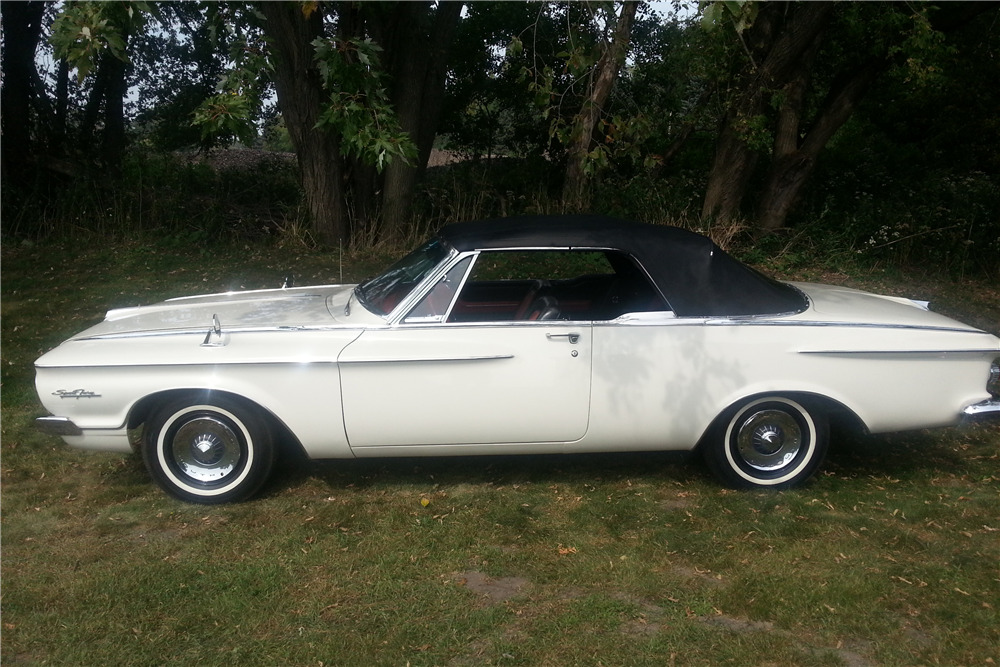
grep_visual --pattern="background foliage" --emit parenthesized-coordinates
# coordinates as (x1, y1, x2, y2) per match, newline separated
(2, 0, 997, 275)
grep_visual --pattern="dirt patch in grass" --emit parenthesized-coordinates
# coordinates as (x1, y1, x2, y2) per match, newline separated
(701, 614, 775, 633)
(700, 614, 878, 666)
(453, 570, 530, 605)
(671, 565, 726, 587)
(611, 592, 669, 636)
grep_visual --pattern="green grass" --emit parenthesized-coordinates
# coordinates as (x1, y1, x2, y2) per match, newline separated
(2, 238, 999, 666)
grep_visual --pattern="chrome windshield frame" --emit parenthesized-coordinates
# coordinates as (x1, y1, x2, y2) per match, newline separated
(383, 246, 464, 325)
(354, 239, 456, 319)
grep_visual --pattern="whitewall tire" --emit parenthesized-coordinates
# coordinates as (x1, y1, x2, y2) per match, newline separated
(704, 396, 828, 489)
(143, 396, 276, 504)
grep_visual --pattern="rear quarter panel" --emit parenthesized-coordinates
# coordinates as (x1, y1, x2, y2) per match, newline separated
(585, 318, 998, 451)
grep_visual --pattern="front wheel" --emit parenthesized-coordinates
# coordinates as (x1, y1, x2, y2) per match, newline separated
(143, 396, 276, 504)
(703, 396, 828, 490)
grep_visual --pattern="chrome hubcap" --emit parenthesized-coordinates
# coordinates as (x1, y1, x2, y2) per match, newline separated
(172, 417, 241, 483)
(736, 409, 802, 471)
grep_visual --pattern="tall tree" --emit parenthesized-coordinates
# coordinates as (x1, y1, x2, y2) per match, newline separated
(202, 1, 460, 244)
(439, 2, 562, 160)
(562, 0, 639, 208)
(260, 2, 347, 245)
(50, 1, 148, 171)
(42, 1, 457, 244)
(496, 2, 649, 206)
(700, 0, 997, 232)
(130, 3, 231, 151)
(755, 1, 997, 232)
(700, 1, 835, 227)
(1, 1, 49, 185)
(373, 1, 464, 233)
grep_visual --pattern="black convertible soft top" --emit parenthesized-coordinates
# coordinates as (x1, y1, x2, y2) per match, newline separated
(438, 215, 807, 317)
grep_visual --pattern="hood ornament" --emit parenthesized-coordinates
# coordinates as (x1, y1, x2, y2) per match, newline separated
(201, 314, 227, 347)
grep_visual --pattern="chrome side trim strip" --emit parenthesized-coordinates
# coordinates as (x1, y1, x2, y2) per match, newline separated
(339, 354, 514, 365)
(35, 360, 343, 370)
(704, 319, 984, 334)
(77, 325, 375, 341)
(38, 355, 516, 370)
(165, 286, 345, 302)
(798, 349, 1000, 356)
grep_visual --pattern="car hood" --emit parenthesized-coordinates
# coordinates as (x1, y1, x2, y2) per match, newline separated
(69, 284, 359, 339)
(788, 282, 985, 332)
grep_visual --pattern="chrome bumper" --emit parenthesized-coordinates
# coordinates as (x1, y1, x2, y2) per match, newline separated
(35, 416, 83, 436)
(963, 399, 1000, 418)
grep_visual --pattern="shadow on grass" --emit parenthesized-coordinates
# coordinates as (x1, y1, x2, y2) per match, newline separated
(86, 422, 997, 502)
(263, 447, 704, 499)
(263, 423, 997, 498)
(825, 422, 998, 481)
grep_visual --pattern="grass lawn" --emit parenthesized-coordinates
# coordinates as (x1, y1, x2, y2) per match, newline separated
(2, 238, 998, 666)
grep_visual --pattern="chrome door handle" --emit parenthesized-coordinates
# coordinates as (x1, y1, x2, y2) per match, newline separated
(546, 332, 580, 344)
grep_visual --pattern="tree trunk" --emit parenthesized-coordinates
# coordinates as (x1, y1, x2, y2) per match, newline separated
(102, 37, 130, 171)
(261, 3, 347, 245)
(700, 122, 761, 226)
(706, 1, 993, 232)
(381, 0, 464, 234)
(0, 1, 47, 188)
(701, 1, 835, 224)
(752, 31, 823, 232)
(80, 62, 109, 152)
(756, 62, 882, 231)
(52, 59, 70, 155)
(562, 0, 639, 209)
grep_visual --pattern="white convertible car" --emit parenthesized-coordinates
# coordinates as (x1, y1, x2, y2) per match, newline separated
(35, 216, 1000, 503)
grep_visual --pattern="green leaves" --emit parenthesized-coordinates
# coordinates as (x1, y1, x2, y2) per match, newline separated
(700, 0, 759, 34)
(191, 93, 256, 146)
(891, 7, 956, 88)
(50, 1, 150, 82)
(312, 37, 416, 172)
(191, 8, 272, 149)
(506, 36, 524, 58)
(189, 10, 415, 167)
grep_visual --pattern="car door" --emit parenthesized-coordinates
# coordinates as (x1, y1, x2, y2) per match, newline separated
(338, 323, 592, 448)
(338, 251, 594, 449)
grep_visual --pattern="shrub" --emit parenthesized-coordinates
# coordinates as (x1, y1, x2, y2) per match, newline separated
(0, 150, 303, 245)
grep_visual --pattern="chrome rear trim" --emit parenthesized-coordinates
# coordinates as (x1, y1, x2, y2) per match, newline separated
(963, 400, 1000, 417)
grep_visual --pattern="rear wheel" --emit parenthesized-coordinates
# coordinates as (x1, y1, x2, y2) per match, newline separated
(704, 396, 828, 489)
(143, 396, 276, 504)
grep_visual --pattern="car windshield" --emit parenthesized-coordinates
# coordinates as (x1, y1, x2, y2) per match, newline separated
(355, 238, 452, 316)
